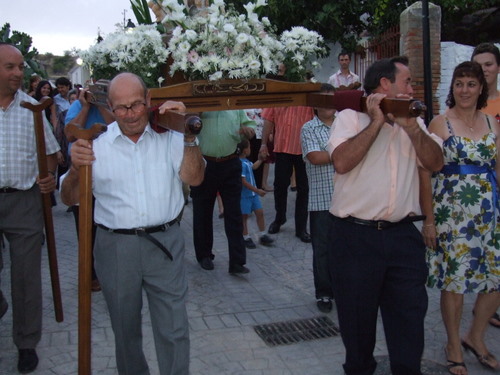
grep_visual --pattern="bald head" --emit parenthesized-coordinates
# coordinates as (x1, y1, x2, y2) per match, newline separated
(108, 72, 147, 105)
(0, 43, 25, 96)
(107, 72, 151, 142)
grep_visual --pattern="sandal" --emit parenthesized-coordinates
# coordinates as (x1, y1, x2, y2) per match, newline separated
(445, 348, 467, 375)
(490, 312, 500, 329)
(461, 340, 498, 370)
(446, 359, 467, 375)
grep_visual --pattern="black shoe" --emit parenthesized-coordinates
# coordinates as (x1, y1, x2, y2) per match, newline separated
(296, 231, 311, 243)
(229, 264, 250, 274)
(199, 257, 214, 270)
(0, 292, 7, 319)
(18, 349, 38, 373)
(244, 238, 256, 249)
(268, 220, 286, 234)
(316, 297, 333, 313)
(259, 234, 274, 246)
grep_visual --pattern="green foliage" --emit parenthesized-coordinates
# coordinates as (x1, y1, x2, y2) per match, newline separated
(130, 0, 166, 33)
(1, 23, 47, 84)
(131, 0, 153, 24)
(227, 0, 499, 53)
(52, 52, 74, 75)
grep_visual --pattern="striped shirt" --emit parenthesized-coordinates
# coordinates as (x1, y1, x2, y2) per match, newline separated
(0, 90, 60, 190)
(301, 116, 335, 211)
(262, 106, 314, 155)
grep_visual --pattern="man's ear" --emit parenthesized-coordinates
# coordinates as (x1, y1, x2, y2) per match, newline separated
(146, 90, 151, 107)
(379, 77, 391, 92)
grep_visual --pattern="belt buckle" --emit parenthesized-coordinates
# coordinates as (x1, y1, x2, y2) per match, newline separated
(377, 221, 383, 230)
(135, 227, 146, 234)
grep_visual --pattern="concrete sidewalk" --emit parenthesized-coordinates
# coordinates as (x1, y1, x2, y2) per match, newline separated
(1, 188, 499, 374)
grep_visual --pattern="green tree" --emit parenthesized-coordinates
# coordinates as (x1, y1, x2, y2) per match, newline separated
(0, 23, 47, 86)
(227, 0, 498, 52)
(52, 51, 74, 75)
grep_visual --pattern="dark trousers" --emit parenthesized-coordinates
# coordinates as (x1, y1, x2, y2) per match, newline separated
(249, 136, 263, 189)
(273, 152, 309, 233)
(0, 186, 43, 349)
(310, 211, 333, 299)
(190, 157, 246, 266)
(329, 215, 428, 375)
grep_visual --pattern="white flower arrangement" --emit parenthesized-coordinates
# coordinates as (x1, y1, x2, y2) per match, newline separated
(80, 25, 169, 87)
(280, 26, 325, 82)
(158, 0, 326, 82)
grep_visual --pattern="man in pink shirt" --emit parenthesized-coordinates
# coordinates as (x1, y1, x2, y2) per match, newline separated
(259, 106, 314, 242)
(327, 56, 443, 375)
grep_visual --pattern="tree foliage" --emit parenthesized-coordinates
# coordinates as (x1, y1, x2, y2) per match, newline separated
(1, 23, 47, 83)
(51, 51, 75, 75)
(227, 0, 499, 52)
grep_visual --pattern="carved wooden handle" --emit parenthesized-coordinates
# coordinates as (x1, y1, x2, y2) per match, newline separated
(65, 123, 107, 142)
(307, 90, 426, 118)
(360, 97, 427, 118)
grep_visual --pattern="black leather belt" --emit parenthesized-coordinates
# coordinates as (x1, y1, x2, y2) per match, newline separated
(0, 187, 20, 193)
(203, 154, 238, 162)
(341, 215, 425, 230)
(96, 219, 178, 260)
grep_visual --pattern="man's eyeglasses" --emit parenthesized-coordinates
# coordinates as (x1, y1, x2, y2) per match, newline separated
(112, 102, 146, 116)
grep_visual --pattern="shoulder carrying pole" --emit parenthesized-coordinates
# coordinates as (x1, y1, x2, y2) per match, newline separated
(20, 98, 64, 323)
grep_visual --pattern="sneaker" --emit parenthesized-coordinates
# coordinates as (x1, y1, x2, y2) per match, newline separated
(316, 297, 333, 313)
(244, 238, 256, 249)
(259, 234, 274, 246)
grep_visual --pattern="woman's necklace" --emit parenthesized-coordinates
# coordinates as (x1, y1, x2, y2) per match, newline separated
(464, 112, 478, 133)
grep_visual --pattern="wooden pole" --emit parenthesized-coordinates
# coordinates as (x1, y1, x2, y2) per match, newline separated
(20, 97, 63, 322)
(65, 123, 107, 375)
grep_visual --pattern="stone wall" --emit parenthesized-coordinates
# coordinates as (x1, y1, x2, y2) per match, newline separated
(400, 1, 441, 116)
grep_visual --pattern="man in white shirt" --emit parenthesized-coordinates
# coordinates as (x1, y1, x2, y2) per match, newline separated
(53, 77, 71, 115)
(61, 72, 205, 375)
(327, 56, 443, 374)
(327, 51, 360, 89)
(0, 42, 60, 374)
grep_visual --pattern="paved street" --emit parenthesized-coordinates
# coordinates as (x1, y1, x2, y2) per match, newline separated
(1, 183, 500, 374)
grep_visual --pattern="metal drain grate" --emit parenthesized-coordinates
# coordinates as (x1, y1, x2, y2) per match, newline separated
(254, 316, 340, 347)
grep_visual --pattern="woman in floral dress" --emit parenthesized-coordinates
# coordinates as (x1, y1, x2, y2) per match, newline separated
(420, 61, 500, 374)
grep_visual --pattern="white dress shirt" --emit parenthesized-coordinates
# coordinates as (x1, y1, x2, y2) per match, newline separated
(327, 69, 360, 89)
(327, 109, 442, 221)
(92, 122, 184, 229)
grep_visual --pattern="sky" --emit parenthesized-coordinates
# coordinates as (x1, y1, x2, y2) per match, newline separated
(1, 0, 151, 55)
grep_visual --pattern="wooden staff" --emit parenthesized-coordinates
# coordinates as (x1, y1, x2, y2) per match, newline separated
(65, 123, 107, 375)
(20, 98, 63, 323)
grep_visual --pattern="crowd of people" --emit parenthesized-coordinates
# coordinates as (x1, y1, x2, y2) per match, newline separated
(0, 39, 499, 375)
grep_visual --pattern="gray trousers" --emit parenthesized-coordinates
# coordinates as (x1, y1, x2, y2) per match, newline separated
(0, 186, 43, 349)
(94, 223, 189, 375)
